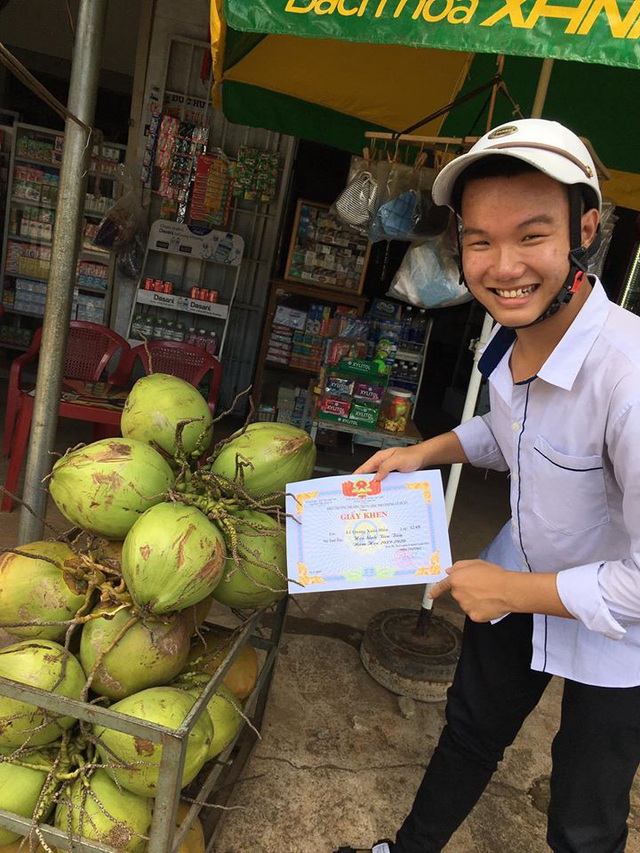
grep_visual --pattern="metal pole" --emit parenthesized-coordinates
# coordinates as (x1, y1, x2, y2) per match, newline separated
(531, 58, 554, 119)
(416, 310, 494, 633)
(18, 0, 109, 544)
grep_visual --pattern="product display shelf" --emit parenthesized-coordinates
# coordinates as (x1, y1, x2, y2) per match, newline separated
(126, 220, 244, 360)
(0, 122, 125, 348)
(0, 596, 288, 853)
(253, 279, 367, 419)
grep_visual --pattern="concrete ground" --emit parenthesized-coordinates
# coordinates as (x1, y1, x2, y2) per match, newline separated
(0, 388, 639, 853)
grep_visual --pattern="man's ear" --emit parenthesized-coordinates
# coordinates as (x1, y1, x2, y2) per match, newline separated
(581, 208, 600, 249)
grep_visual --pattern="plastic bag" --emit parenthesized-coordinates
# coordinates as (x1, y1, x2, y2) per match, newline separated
(369, 159, 449, 242)
(117, 218, 148, 279)
(387, 226, 473, 309)
(94, 165, 145, 251)
(332, 154, 378, 234)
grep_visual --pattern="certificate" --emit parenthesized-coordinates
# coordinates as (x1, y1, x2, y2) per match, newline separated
(285, 470, 451, 594)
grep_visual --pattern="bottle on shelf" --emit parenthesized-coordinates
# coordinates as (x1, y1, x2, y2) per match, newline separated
(401, 306, 413, 349)
(140, 314, 150, 339)
(148, 314, 160, 339)
(175, 321, 185, 343)
(213, 232, 235, 263)
(130, 312, 144, 339)
(185, 327, 196, 346)
(206, 330, 218, 356)
(411, 309, 428, 350)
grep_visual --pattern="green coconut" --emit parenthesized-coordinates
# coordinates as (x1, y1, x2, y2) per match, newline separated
(207, 422, 316, 505)
(80, 603, 193, 701)
(94, 686, 212, 797)
(0, 541, 88, 641)
(121, 374, 213, 459)
(121, 503, 226, 615)
(184, 625, 258, 701)
(55, 769, 153, 853)
(0, 746, 58, 845)
(213, 510, 287, 610)
(49, 438, 175, 540)
(0, 640, 86, 748)
(172, 674, 242, 762)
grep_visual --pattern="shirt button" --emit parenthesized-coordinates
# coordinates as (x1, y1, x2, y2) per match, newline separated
(512, 422, 520, 431)
(512, 471, 519, 483)
(511, 519, 517, 530)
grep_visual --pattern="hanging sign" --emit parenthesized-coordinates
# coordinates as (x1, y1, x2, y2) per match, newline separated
(222, 0, 640, 69)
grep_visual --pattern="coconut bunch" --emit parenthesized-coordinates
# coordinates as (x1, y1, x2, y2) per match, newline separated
(0, 373, 316, 852)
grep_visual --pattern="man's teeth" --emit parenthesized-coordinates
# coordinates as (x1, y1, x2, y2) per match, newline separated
(494, 285, 536, 299)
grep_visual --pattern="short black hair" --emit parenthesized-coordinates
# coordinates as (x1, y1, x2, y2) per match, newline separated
(451, 154, 598, 214)
(451, 155, 539, 213)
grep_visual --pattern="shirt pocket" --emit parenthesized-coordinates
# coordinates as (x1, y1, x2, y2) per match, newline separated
(531, 436, 610, 535)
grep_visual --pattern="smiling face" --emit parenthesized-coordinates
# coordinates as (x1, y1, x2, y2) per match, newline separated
(459, 170, 599, 330)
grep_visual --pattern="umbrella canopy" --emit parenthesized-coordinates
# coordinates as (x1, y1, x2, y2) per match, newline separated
(211, 1, 640, 208)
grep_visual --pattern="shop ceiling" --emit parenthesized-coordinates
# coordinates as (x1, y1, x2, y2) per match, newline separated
(211, 0, 640, 209)
(0, 0, 140, 78)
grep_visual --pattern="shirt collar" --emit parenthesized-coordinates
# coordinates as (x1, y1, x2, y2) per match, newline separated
(477, 278, 610, 390)
(537, 278, 609, 390)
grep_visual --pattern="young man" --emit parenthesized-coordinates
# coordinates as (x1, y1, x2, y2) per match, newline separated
(336, 119, 640, 853)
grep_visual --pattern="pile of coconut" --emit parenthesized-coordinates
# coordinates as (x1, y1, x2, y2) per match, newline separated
(0, 374, 316, 853)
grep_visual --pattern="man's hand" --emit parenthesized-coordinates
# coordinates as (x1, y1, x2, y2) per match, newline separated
(353, 445, 426, 480)
(353, 431, 468, 481)
(429, 560, 573, 622)
(429, 560, 511, 622)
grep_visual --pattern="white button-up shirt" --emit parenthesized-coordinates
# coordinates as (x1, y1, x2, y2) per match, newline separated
(454, 279, 640, 687)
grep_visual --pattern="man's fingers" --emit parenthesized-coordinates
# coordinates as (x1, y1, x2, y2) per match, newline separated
(353, 450, 394, 476)
(428, 576, 452, 600)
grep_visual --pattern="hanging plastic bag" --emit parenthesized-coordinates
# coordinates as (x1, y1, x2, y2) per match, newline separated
(93, 165, 146, 251)
(369, 158, 448, 243)
(117, 216, 148, 279)
(387, 225, 472, 309)
(332, 152, 378, 234)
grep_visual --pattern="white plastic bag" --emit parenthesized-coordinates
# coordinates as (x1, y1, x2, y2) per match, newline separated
(369, 159, 448, 243)
(387, 229, 472, 309)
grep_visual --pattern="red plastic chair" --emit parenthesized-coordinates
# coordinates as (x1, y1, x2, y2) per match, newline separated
(2, 321, 131, 512)
(126, 340, 223, 416)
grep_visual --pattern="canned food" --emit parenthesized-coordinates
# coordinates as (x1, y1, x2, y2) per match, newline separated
(190, 286, 199, 299)
(163, 281, 172, 294)
(378, 387, 412, 433)
(208, 290, 218, 303)
(144, 277, 154, 290)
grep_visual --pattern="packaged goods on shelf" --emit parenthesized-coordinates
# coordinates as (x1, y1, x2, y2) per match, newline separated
(316, 357, 389, 431)
(276, 384, 311, 429)
(233, 145, 280, 203)
(189, 152, 234, 229)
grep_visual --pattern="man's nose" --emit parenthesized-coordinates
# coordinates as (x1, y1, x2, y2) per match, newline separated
(492, 247, 525, 280)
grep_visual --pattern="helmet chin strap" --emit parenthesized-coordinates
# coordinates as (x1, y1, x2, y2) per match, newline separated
(502, 248, 589, 330)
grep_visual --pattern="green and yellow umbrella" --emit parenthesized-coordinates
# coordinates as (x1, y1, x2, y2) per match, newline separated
(211, 0, 640, 208)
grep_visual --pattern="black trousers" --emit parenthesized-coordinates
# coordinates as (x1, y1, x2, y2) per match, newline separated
(393, 613, 640, 853)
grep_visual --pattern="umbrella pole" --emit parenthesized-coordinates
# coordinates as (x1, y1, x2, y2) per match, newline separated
(532, 58, 554, 119)
(18, 0, 108, 545)
(415, 310, 495, 634)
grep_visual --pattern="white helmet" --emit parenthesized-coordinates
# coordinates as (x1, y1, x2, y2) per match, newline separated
(432, 118, 602, 212)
